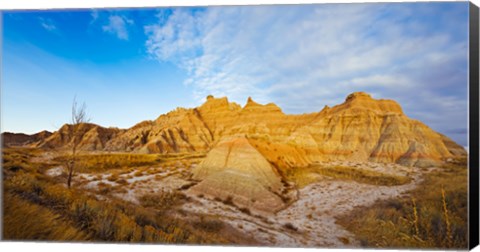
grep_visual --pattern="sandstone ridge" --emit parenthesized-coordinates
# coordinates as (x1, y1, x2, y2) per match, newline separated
(18, 92, 465, 168)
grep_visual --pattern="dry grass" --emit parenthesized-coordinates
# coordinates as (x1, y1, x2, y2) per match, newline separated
(134, 171, 144, 177)
(336, 161, 468, 249)
(3, 193, 89, 241)
(2, 148, 231, 245)
(54, 153, 161, 173)
(316, 166, 411, 186)
(107, 173, 119, 182)
(192, 217, 224, 233)
(139, 191, 186, 211)
(2, 148, 45, 177)
(286, 165, 410, 188)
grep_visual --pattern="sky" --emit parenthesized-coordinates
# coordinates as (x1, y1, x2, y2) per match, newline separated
(1, 2, 470, 146)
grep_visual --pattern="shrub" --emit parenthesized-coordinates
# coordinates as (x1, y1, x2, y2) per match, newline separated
(179, 182, 196, 190)
(193, 218, 224, 233)
(113, 212, 142, 242)
(222, 196, 235, 206)
(107, 174, 119, 182)
(139, 190, 185, 211)
(94, 209, 117, 240)
(283, 222, 298, 232)
(42, 184, 74, 207)
(116, 178, 128, 185)
(239, 207, 251, 215)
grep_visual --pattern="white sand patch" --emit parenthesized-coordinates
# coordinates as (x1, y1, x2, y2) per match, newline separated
(84, 179, 117, 190)
(45, 166, 64, 177)
(73, 164, 194, 204)
(112, 188, 139, 204)
(126, 174, 157, 184)
(180, 161, 423, 247)
(30, 151, 59, 164)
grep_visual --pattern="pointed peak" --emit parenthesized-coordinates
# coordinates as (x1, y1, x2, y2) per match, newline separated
(199, 95, 241, 112)
(242, 97, 283, 114)
(336, 91, 404, 115)
(201, 95, 230, 106)
(243, 97, 265, 109)
(246, 96, 259, 106)
(345, 92, 373, 102)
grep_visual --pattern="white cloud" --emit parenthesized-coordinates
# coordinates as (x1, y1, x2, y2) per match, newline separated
(90, 10, 99, 23)
(102, 15, 134, 40)
(39, 17, 57, 32)
(144, 4, 469, 145)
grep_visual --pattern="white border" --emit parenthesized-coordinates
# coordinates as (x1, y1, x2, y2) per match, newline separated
(0, 0, 478, 10)
(0, 1, 478, 252)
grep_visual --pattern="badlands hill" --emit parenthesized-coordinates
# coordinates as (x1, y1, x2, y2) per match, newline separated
(2, 130, 52, 147)
(16, 92, 465, 167)
(3, 92, 467, 212)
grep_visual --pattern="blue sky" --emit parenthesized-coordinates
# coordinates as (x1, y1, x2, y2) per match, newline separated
(1, 3, 470, 146)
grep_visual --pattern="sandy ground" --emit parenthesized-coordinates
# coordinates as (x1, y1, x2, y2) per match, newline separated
(45, 162, 194, 204)
(178, 161, 423, 247)
(44, 160, 426, 247)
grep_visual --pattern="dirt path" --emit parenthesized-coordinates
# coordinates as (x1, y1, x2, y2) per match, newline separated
(181, 162, 425, 247)
(274, 172, 423, 247)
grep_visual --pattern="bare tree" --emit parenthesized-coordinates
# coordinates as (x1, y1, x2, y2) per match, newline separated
(66, 97, 90, 189)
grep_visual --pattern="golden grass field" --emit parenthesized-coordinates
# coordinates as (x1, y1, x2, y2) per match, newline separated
(2, 148, 239, 244)
(336, 158, 468, 248)
(2, 147, 468, 248)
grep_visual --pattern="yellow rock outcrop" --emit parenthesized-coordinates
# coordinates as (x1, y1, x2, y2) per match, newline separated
(34, 92, 466, 168)
(190, 136, 285, 212)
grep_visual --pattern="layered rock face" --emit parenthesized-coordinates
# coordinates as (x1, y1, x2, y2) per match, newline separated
(30, 92, 465, 167)
(190, 136, 285, 212)
(35, 123, 123, 151)
(278, 92, 466, 167)
(1, 131, 52, 147)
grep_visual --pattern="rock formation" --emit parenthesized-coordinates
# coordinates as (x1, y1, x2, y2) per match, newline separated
(190, 136, 285, 212)
(35, 123, 123, 151)
(26, 92, 465, 168)
(1, 130, 52, 147)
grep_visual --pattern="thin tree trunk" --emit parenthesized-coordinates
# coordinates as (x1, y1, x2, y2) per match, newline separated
(67, 165, 73, 188)
(67, 135, 77, 189)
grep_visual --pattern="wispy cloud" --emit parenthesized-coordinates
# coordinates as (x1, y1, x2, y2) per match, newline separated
(39, 17, 57, 32)
(90, 10, 99, 24)
(144, 3, 469, 145)
(102, 15, 134, 40)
